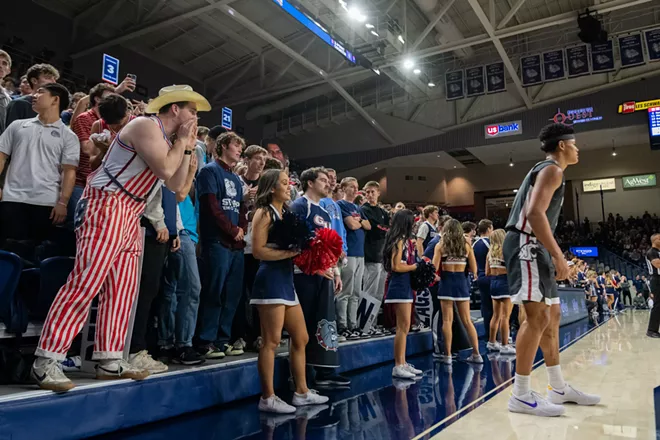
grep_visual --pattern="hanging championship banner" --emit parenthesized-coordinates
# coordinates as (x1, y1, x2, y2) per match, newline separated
(486, 62, 506, 93)
(591, 40, 615, 73)
(445, 70, 464, 101)
(520, 54, 542, 86)
(645, 28, 660, 61)
(618, 34, 645, 68)
(465, 66, 485, 97)
(566, 45, 590, 77)
(543, 49, 566, 82)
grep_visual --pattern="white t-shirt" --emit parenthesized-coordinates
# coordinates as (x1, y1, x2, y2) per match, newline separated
(0, 117, 79, 206)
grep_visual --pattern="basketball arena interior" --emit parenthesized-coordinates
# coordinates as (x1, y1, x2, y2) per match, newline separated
(1, 0, 660, 439)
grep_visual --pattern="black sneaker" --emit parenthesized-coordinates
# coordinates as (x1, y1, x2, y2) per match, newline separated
(196, 343, 226, 359)
(173, 346, 206, 365)
(647, 330, 660, 338)
(315, 374, 351, 387)
(347, 330, 361, 340)
(157, 346, 176, 364)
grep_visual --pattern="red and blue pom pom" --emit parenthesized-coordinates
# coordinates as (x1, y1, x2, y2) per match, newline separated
(294, 228, 343, 275)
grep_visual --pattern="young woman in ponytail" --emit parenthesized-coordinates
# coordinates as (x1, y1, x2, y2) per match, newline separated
(486, 229, 515, 355)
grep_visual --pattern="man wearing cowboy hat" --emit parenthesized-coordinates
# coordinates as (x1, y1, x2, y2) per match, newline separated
(32, 85, 210, 392)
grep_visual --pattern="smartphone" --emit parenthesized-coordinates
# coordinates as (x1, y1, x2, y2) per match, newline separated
(127, 73, 137, 82)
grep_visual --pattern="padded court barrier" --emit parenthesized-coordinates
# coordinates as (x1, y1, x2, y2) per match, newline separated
(0, 330, 433, 440)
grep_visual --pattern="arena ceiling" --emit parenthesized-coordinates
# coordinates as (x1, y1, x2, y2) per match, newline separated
(36, 0, 660, 147)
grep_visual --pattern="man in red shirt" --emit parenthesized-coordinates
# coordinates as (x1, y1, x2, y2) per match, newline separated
(67, 77, 135, 226)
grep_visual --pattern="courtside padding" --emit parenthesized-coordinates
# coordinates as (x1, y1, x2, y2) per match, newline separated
(0, 331, 433, 440)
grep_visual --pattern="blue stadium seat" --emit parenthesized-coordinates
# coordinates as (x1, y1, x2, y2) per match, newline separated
(0, 250, 26, 334)
(35, 257, 75, 320)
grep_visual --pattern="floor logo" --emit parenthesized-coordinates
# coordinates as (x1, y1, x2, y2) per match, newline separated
(484, 120, 522, 138)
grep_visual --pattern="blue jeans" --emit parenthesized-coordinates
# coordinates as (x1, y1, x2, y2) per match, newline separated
(196, 240, 244, 346)
(65, 185, 85, 231)
(158, 232, 201, 348)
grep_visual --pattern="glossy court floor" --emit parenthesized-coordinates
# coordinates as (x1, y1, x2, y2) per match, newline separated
(97, 310, 659, 440)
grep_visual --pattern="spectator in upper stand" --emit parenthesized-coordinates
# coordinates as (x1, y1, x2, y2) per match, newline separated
(194, 125, 209, 173)
(360, 181, 390, 334)
(462, 221, 477, 245)
(87, 94, 133, 171)
(2, 77, 17, 97)
(0, 83, 78, 249)
(196, 131, 247, 359)
(392, 202, 406, 215)
(263, 138, 286, 168)
(60, 91, 85, 126)
(203, 125, 226, 164)
(319, 168, 348, 259)
(5, 64, 59, 128)
(331, 183, 343, 202)
(0, 50, 12, 134)
(337, 176, 371, 339)
(68, 77, 135, 227)
(416, 205, 439, 257)
(230, 144, 268, 355)
(16, 75, 31, 99)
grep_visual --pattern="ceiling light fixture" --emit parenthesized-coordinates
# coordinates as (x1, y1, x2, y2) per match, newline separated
(403, 59, 414, 69)
(428, 82, 436, 87)
(413, 68, 421, 74)
(370, 30, 379, 36)
(398, 35, 405, 44)
(365, 23, 374, 29)
(513, 189, 518, 193)
(509, 154, 514, 167)
(612, 147, 617, 156)
(372, 68, 380, 75)
(348, 7, 367, 22)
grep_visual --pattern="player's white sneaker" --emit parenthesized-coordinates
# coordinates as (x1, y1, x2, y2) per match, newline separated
(547, 384, 601, 406)
(508, 391, 566, 417)
(487, 341, 502, 351)
(403, 363, 423, 375)
(392, 365, 416, 379)
(499, 344, 516, 355)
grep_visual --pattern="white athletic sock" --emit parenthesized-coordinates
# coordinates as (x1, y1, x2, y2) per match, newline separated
(546, 365, 566, 389)
(35, 356, 51, 368)
(513, 373, 531, 397)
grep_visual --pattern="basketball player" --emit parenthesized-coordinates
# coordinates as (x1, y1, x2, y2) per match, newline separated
(32, 85, 209, 392)
(504, 123, 600, 416)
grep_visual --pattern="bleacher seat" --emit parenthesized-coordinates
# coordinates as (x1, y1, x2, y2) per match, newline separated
(35, 257, 75, 320)
(0, 251, 26, 336)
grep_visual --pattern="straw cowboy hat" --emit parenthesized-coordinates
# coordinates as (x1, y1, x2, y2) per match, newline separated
(145, 84, 211, 114)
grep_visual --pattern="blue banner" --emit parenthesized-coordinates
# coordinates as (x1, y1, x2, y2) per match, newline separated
(520, 54, 542, 86)
(619, 34, 645, 68)
(486, 62, 505, 93)
(591, 40, 615, 73)
(645, 28, 660, 61)
(543, 49, 565, 81)
(445, 70, 464, 101)
(465, 66, 485, 97)
(566, 45, 590, 77)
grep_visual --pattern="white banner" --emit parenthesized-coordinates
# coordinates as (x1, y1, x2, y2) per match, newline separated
(356, 292, 381, 332)
(582, 178, 615, 193)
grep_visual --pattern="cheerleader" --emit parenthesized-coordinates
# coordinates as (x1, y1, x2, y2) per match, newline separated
(432, 219, 483, 364)
(250, 169, 329, 413)
(485, 229, 515, 355)
(383, 209, 423, 380)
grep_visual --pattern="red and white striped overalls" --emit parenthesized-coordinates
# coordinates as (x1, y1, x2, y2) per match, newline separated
(36, 116, 169, 361)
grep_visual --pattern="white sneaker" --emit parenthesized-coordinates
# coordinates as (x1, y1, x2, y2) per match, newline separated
(403, 363, 423, 375)
(128, 350, 168, 374)
(500, 344, 516, 355)
(487, 341, 502, 351)
(392, 365, 417, 379)
(32, 358, 75, 392)
(437, 354, 452, 365)
(259, 394, 296, 414)
(466, 353, 484, 364)
(225, 341, 244, 356)
(547, 384, 601, 406)
(508, 391, 565, 417)
(96, 359, 150, 380)
(292, 389, 330, 406)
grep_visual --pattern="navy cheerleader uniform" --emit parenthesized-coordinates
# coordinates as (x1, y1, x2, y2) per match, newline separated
(437, 256, 470, 302)
(250, 205, 299, 307)
(384, 240, 415, 304)
(489, 256, 510, 299)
